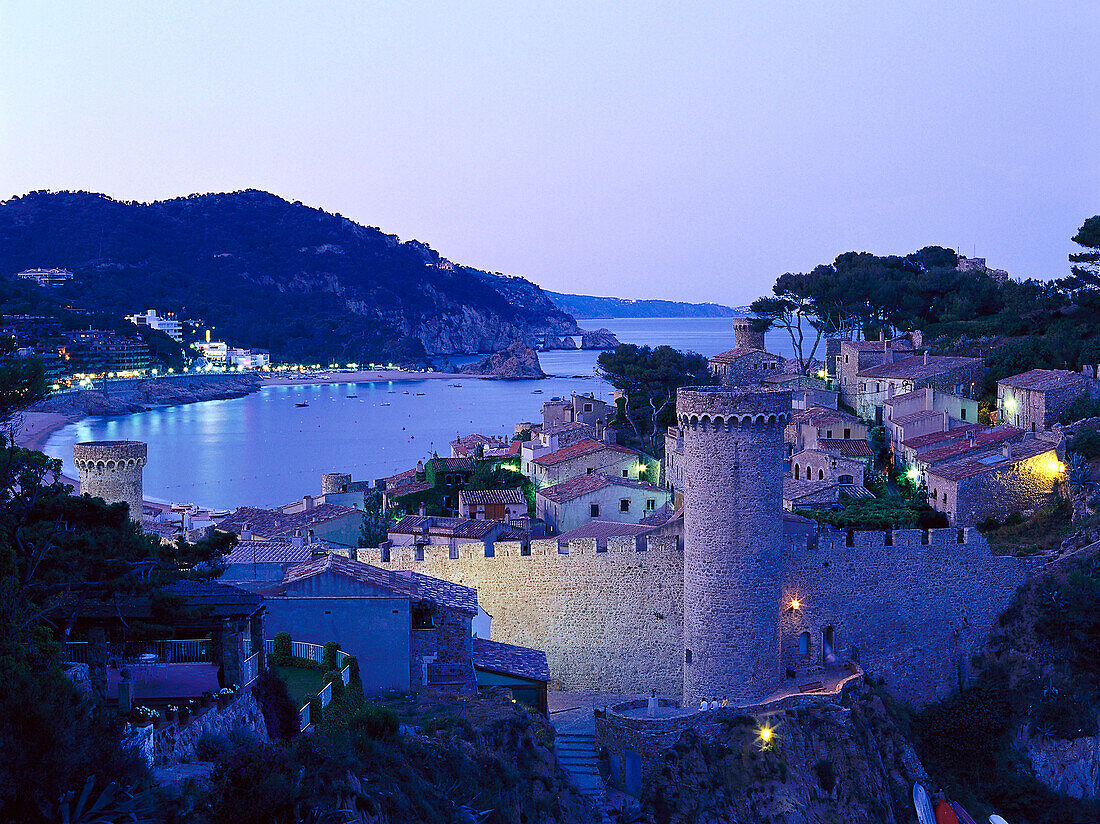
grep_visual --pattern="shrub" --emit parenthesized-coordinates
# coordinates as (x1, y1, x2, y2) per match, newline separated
(327, 671, 344, 701)
(272, 632, 292, 665)
(1072, 427, 1100, 459)
(423, 715, 474, 739)
(346, 655, 364, 703)
(309, 696, 323, 727)
(322, 641, 341, 673)
(253, 666, 299, 740)
(195, 731, 233, 761)
(348, 702, 399, 743)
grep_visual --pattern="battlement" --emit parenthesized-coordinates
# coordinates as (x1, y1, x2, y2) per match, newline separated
(73, 440, 146, 522)
(677, 386, 792, 428)
(374, 534, 682, 566)
(808, 525, 985, 554)
(73, 440, 148, 469)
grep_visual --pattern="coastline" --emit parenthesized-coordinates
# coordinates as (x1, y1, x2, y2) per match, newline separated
(260, 368, 470, 386)
(13, 411, 82, 452)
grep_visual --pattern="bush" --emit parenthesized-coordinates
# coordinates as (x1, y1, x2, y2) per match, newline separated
(272, 632, 292, 665)
(322, 641, 341, 673)
(253, 666, 299, 740)
(1058, 392, 1100, 425)
(309, 696, 323, 728)
(346, 655, 364, 703)
(195, 731, 234, 761)
(423, 715, 474, 739)
(348, 703, 399, 743)
(327, 671, 345, 701)
(1072, 427, 1100, 460)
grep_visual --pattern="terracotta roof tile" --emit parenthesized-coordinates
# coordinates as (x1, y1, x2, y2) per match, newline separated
(536, 473, 664, 504)
(858, 354, 983, 380)
(816, 439, 873, 457)
(459, 488, 526, 506)
(532, 438, 639, 467)
(998, 369, 1090, 392)
(217, 504, 359, 539)
(473, 638, 549, 681)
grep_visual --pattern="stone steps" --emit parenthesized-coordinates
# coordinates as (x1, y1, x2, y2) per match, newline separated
(555, 732, 604, 798)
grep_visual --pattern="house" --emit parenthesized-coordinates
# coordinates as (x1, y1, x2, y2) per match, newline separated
(215, 502, 366, 549)
(385, 515, 526, 558)
(908, 426, 1027, 474)
(458, 488, 528, 521)
(854, 352, 985, 424)
(535, 473, 670, 534)
(450, 433, 513, 459)
(782, 476, 873, 511)
(542, 393, 613, 429)
(997, 369, 1095, 433)
(709, 347, 785, 386)
(884, 386, 977, 456)
(262, 554, 483, 694)
(472, 638, 549, 713)
(520, 420, 600, 467)
(784, 406, 867, 455)
(762, 373, 839, 410)
(835, 338, 916, 409)
(664, 426, 686, 506)
(378, 456, 479, 514)
(924, 438, 1063, 526)
(790, 449, 866, 487)
(220, 535, 343, 583)
(527, 438, 648, 487)
(124, 309, 183, 343)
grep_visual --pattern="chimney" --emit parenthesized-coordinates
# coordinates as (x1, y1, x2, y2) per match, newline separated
(415, 460, 425, 482)
(925, 386, 934, 411)
(303, 494, 313, 511)
(923, 351, 930, 366)
(307, 528, 316, 543)
(291, 529, 304, 548)
(418, 501, 427, 517)
(967, 431, 976, 448)
(241, 523, 251, 541)
(1003, 442, 1014, 459)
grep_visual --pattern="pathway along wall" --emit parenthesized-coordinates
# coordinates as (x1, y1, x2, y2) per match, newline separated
(677, 387, 791, 706)
(73, 440, 147, 521)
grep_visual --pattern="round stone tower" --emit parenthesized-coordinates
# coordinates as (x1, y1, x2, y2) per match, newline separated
(677, 386, 791, 706)
(73, 441, 147, 520)
(731, 317, 766, 351)
(321, 472, 352, 495)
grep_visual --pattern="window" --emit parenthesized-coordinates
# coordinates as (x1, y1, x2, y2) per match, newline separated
(380, 545, 391, 563)
(414, 545, 424, 561)
(590, 503, 600, 517)
(818, 469, 824, 480)
(838, 474, 854, 485)
(622, 469, 628, 477)
(583, 403, 592, 412)
(799, 632, 811, 658)
(826, 429, 833, 439)
(794, 464, 800, 479)
(685, 649, 692, 664)
(412, 605, 435, 629)
(586, 467, 594, 474)
(843, 428, 851, 439)
(646, 499, 656, 510)
(620, 499, 630, 513)
(960, 408, 967, 421)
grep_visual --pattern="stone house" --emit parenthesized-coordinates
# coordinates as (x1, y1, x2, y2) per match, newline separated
(527, 438, 648, 487)
(835, 338, 915, 409)
(377, 457, 480, 515)
(997, 369, 1095, 433)
(458, 488, 528, 521)
(664, 426, 686, 507)
(450, 433, 513, 459)
(784, 406, 867, 455)
(216, 502, 367, 549)
(542, 392, 613, 429)
(262, 553, 485, 694)
(909, 426, 1027, 475)
(519, 420, 600, 467)
(855, 352, 986, 424)
(220, 536, 343, 583)
(472, 638, 550, 714)
(536, 473, 670, 534)
(924, 439, 1063, 525)
(709, 347, 785, 386)
(790, 449, 866, 487)
(884, 386, 978, 457)
(385, 515, 526, 559)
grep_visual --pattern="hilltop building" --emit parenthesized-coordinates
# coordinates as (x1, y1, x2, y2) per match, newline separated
(835, 337, 916, 407)
(527, 439, 650, 487)
(884, 386, 978, 456)
(853, 352, 985, 424)
(997, 369, 1096, 433)
(536, 474, 669, 533)
(709, 317, 785, 386)
(60, 330, 150, 374)
(458, 488, 527, 521)
(542, 393, 613, 429)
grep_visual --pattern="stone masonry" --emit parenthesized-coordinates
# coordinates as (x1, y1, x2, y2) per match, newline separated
(73, 440, 147, 520)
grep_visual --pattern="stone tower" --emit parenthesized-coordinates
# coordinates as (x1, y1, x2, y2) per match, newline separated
(321, 472, 352, 494)
(731, 317, 766, 351)
(677, 386, 791, 706)
(73, 441, 147, 520)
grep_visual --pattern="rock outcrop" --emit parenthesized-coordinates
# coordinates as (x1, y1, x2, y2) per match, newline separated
(460, 343, 546, 379)
(542, 335, 578, 350)
(580, 328, 620, 350)
(32, 374, 261, 417)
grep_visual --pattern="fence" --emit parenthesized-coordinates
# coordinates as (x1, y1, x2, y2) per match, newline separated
(263, 639, 352, 732)
(242, 651, 261, 686)
(62, 638, 212, 665)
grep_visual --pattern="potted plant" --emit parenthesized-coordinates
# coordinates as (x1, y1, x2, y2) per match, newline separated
(130, 705, 158, 728)
(215, 686, 237, 709)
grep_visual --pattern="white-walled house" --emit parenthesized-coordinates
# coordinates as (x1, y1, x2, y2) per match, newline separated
(535, 474, 670, 534)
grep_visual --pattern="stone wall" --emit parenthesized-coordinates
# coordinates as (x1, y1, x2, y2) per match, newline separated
(375, 535, 685, 694)
(73, 440, 146, 519)
(150, 688, 268, 766)
(781, 527, 1038, 705)
(926, 446, 1060, 526)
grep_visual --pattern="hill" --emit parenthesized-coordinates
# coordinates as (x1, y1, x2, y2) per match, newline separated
(546, 291, 745, 319)
(0, 190, 579, 365)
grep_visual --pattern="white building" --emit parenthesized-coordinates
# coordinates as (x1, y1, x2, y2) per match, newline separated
(196, 341, 229, 361)
(227, 348, 271, 369)
(125, 309, 183, 343)
(17, 268, 73, 287)
(536, 474, 669, 534)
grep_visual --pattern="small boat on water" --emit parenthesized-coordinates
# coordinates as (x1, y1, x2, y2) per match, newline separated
(913, 784, 936, 824)
(346, 394, 358, 398)
(949, 802, 977, 824)
(531, 389, 543, 394)
(935, 800, 959, 824)
(989, 816, 1010, 824)
(295, 402, 309, 407)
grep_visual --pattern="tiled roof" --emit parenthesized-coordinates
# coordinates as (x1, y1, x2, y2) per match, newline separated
(282, 554, 478, 614)
(536, 473, 664, 504)
(76, 580, 263, 620)
(902, 423, 984, 450)
(224, 539, 321, 566)
(858, 355, 983, 380)
(891, 409, 943, 426)
(789, 406, 860, 427)
(783, 478, 840, 503)
(998, 369, 1090, 392)
(792, 448, 865, 466)
(388, 515, 525, 540)
(543, 421, 592, 436)
(381, 467, 433, 499)
(459, 488, 526, 506)
(532, 438, 639, 467)
(473, 638, 549, 682)
(917, 427, 1024, 465)
(430, 457, 477, 472)
(450, 433, 508, 457)
(553, 520, 656, 542)
(883, 388, 930, 406)
(710, 347, 780, 364)
(840, 340, 915, 352)
(925, 439, 1055, 481)
(639, 502, 679, 526)
(217, 503, 358, 538)
(816, 439, 873, 457)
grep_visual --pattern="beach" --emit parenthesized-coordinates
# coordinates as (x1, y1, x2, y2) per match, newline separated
(13, 411, 81, 451)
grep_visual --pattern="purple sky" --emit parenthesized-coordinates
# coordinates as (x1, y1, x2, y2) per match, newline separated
(2, 2, 1097, 305)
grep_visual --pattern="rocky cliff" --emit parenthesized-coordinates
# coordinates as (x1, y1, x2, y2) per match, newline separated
(0, 190, 580, 364)
(32, 374, 261, 417)
(580, 328, 620, 350)
(460, 343, 546, 379)
(542, 335, 578, 350)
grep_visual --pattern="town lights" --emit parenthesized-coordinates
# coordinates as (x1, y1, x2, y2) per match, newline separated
(906, 467, 920, 482)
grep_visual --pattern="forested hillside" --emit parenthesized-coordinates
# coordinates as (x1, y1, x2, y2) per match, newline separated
(0, 190, 579, 365)
(547, 291, 743, 318)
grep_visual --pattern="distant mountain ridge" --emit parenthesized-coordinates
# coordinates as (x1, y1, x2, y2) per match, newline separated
(0, 190, 579, 364)
(547, 291, 746, 319)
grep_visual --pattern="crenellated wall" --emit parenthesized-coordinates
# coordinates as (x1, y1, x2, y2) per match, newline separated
(374, 535, 685, 694)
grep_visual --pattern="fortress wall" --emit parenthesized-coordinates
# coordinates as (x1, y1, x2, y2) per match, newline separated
(781, 527, 1038, 705)
(376, 535, 684, 693)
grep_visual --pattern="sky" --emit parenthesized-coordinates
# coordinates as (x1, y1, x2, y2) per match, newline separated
(2, 2, 1097, 305)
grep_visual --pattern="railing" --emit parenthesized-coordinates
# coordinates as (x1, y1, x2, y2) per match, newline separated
(241, 651, 261, 686)
(62, 638, 212, 665)
(263, 639, 350, 666)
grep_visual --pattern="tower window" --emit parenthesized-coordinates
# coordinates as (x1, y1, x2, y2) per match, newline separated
(685, 649, 692, 665)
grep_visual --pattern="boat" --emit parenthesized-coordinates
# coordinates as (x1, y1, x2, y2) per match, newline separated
(531, 389, 543, 394)
(346, 394, 358, 398)
(935, 800, 959, 824)
(950, 802, 977, 824)
(295, 402, 309, 407)
(989, 816, 1010, 824)
(913, 784, 936, 824)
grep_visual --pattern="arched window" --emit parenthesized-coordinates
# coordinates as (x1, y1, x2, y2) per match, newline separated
(838, 474, 854, 484)
(818, 468, 824, 480)
(794, 464, 800, 479)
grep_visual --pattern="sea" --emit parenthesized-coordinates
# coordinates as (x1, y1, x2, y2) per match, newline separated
(43, 318, 794, 510)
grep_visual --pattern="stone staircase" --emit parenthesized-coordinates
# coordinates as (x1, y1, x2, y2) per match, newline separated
(555, 732, 604, 798)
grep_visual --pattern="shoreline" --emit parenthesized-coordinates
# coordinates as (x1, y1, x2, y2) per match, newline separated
(260, 368, 472, 386)
(12, 411, 82, 452)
